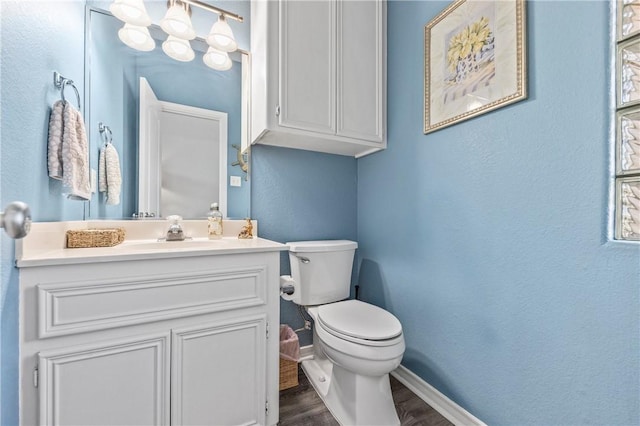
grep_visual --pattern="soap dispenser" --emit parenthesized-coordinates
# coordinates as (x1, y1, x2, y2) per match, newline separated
(207, 203, 223, 239)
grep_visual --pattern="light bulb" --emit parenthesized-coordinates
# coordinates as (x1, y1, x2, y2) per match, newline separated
(118, 23, 155, 52)
(161, 3, 196, 40)
(162, 35, 195, 62)
(110, 0, 152, 27)
(206, 15, 238, 53)
(203, 47, 232, 71)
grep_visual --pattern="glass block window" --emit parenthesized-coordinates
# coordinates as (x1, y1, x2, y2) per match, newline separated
(616, 0, 640, 241)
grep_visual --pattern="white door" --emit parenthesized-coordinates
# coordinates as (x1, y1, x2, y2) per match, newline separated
(158, 104, 228, 219)
(138, 77, 162, 217)
(38, 333, 170, 425)
(171, 316, 267, 426)
(279, 0, 336, 135)
(336, 0, 385, 143)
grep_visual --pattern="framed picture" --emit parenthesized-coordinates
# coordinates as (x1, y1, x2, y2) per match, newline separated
(424, 0, 527, 134)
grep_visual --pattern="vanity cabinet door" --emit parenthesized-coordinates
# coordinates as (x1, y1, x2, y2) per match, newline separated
(38, 333, 170, 426)
(171, 316, 267, 426)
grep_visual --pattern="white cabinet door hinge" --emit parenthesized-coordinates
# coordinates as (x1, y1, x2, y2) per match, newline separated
(33, 366, 39, 388)
(275, 105, 281, 116)
(265, 400, 269, 415)
(266, 321, 270, 339)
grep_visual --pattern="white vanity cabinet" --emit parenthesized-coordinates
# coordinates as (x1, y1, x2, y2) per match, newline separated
(251, 0, 386, 158)
(18, 247, 283, 426)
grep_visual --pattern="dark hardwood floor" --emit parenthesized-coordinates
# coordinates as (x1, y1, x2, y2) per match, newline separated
(279, 365, 454, 426)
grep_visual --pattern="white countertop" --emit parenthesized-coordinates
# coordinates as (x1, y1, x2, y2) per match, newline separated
(16, 220, 288, 268)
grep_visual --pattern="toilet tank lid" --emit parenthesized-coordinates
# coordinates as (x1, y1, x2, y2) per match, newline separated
(286, 240, 358, 253)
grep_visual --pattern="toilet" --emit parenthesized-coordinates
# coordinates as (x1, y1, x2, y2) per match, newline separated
(281, 240, 405, 426)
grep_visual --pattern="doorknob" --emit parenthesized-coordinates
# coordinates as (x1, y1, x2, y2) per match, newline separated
(1, 201, 31, 239)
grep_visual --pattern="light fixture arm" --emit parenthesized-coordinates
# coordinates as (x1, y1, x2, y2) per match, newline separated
(180, 0, 243, 22)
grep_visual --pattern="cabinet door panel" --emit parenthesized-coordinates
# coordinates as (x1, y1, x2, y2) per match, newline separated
(38, 333, 170, 426)
(172, 316, 266, 426)
(279, 0, 335, 134)
(337, 0, 385, 142)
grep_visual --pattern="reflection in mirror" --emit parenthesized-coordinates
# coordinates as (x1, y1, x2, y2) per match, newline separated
(86, 6, 250, 220)
(139, 78, 229, 218)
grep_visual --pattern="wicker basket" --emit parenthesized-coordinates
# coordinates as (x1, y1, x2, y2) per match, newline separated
(66, 228, 125, 248)
(279, 358, 298, 391)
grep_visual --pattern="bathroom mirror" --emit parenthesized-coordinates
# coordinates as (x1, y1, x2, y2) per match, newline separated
(85, 4, 250, 220)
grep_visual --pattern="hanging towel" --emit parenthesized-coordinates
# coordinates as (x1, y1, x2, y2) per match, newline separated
(99, 143, 122, 205)
(47, 100, 65, 180)
(61, 102, 91, 200)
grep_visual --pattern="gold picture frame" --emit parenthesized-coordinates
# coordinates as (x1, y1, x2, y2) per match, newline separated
(424, 0, 527, 134)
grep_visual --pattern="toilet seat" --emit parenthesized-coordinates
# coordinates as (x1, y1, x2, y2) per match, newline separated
(317, 300, 403, 347)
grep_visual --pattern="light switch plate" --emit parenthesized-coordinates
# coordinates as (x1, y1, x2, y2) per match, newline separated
(230, 176, 242, 187)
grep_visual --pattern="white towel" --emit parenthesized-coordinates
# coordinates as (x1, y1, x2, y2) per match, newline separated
(47, 100, 65, 180)
(48, 101, 91, 200)
(99, 143, 122, 205)
(61, 102, 91, 200)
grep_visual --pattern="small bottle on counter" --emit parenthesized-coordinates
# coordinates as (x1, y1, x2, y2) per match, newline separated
(207, 202, 223, 240)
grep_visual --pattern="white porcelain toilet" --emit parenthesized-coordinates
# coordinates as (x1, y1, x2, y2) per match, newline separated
(281, 240, 405, 426)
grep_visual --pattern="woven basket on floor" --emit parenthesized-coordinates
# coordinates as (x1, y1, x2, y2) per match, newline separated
(66, 228, 125, 248)
(279, 358, 298, 391)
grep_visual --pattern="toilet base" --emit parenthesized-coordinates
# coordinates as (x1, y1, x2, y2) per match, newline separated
(301, 357, 400, 426)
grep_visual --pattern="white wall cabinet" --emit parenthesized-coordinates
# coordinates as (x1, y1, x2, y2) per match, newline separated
(251, 0, 386, 158)
(19, 251, 281, 426)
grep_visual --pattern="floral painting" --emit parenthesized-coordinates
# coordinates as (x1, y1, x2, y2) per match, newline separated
(424, 0, 526, 134)
(443, 11, 495, 105)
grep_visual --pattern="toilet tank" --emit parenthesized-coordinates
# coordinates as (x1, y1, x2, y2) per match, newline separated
(287, 240, 358, 305)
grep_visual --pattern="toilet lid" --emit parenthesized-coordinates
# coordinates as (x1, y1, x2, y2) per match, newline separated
(317, 300, 402, 341)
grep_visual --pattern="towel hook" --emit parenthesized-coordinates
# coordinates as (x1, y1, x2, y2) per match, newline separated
(53, 71, 81, 110)
(98, 122, 113, 145)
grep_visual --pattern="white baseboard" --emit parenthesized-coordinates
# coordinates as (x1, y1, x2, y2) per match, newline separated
(391, 365, 486, 426)
(298, 344, 314, 361)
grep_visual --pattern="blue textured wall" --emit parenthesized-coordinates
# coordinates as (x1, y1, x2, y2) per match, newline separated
(0, 2, 86, 424)
(251, 145, 358, 346)
(357, 1, 640, 424)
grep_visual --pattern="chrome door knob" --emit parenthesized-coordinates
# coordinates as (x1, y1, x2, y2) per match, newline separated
(1, 201, 31, 239)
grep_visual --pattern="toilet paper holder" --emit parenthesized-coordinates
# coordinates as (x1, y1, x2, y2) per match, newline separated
(280, 275, 295, 296)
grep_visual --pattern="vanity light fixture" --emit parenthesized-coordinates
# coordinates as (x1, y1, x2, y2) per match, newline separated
(118, 23, 156, 52)
(162, 35, 196, 62)
(110, 0, 152, 26)
(203, 46, 232, 71)
(160, 0, 196, 40)
(110, 0, 242, 68)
